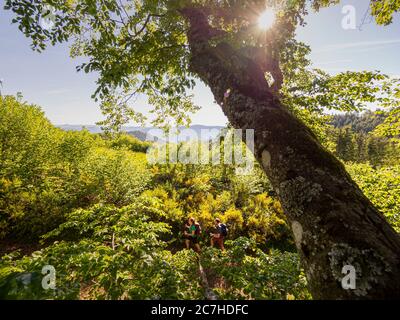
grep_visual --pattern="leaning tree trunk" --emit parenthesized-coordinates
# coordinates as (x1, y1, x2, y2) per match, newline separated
(181, 8, 400, 299)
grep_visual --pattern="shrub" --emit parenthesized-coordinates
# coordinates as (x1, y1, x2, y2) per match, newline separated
(346, 163, 400, 232)
(0, 203, 203, 299)
(109, 133, 151, 153)
(200, 237, 310, 300)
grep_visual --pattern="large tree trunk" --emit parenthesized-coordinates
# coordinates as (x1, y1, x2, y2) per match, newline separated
(181, 8, 400, 299)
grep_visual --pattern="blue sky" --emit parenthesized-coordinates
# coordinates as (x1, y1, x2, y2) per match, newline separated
(0, 0, 399, 126)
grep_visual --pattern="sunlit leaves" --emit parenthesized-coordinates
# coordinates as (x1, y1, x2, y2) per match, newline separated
(370, 0, 400, 25)
(284, 70, 400, 113)
(374, 107, 400, 137)
(346, 163, 400, 232)
(0, 96, 152, 240)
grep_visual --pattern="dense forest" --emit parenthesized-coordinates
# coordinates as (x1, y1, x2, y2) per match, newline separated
(1, 0, 400, 300)
(1, 95, 399, 299)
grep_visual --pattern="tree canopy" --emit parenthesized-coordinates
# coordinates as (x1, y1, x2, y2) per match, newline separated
(5, 0, 399, 131)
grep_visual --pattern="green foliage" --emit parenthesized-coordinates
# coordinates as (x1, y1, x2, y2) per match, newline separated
(0, 96, 66, 239)
(374, 107, 400, 138)
(0, 95, 291, 250)
(1, 94, 399, 300)
(328, 112, 398, 166)
(281, 53, 400, 146)
(243, 194, 292, 251)
(335, 127, 356, 162)
(144, 161, 293, 250)
(331, 109, 400, 165)
(109, 133, 151, 153)
(201, 237, 310, 299)
(346, 163, 400, 233)
(370, 0, 400, 25)
(0, 96, 60, 180)
(78, 147, 150, 206)
(0, 203, 203, 299)
(0, 96, 150, 240)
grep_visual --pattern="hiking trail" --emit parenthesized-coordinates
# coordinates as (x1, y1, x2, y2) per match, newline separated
(198, 261, 218, 300)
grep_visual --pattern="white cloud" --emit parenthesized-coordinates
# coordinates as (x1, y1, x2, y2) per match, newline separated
(314, 39, 400, 53)
(45, 88, 71, 95)
(314, 59, 353, 66)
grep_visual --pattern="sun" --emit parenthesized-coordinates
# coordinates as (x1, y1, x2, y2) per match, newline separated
(258, 9, 276, 30)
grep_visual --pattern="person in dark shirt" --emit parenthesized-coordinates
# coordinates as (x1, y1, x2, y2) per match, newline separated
(210, 218, 225, 251)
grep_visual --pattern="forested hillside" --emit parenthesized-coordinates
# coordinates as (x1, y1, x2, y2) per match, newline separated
(331, 110, 388, 133)
(330, 111, 400, 165)
(1, 95, 399, 299)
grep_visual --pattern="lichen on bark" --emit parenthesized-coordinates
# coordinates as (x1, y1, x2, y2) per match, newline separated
(279, 176, 323, 218)
(328, 243, 392, 297)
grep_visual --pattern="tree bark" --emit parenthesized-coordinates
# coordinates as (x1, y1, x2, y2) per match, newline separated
(181, 7, 400, 299)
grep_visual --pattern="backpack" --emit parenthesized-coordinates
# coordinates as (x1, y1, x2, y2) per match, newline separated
(195, 223, 202, 236)
(219, 223, 228, 237)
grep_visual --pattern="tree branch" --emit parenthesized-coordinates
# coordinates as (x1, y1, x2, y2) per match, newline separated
(179, 6, 281, 96)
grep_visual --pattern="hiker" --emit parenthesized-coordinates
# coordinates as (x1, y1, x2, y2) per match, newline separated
(183, 219, 191, 249)
(210, 218, 227, 251)
(187, 217, 201, 252)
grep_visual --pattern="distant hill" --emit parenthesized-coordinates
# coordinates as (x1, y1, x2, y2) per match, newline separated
(57, 124, 225, 141)
(57, 124, 104, 133)
(127, 130, 158, 142)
